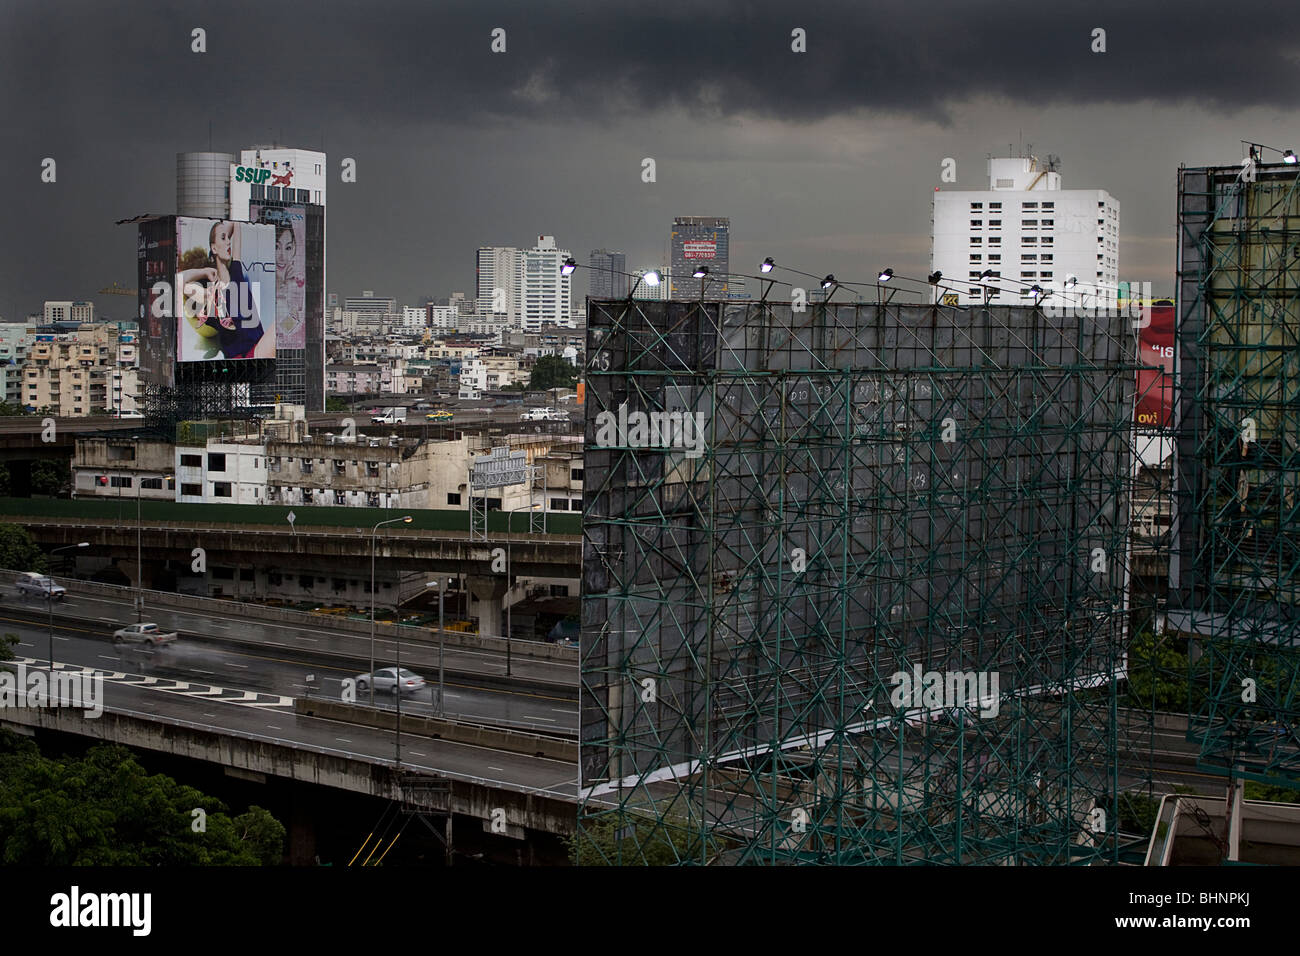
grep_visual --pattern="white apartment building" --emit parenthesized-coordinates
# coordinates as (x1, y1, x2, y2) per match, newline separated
(931, 156, 1119, 307)
(176, 441, 269, 505)
(519, 236, 572, 332)
(476, 246, 521, 323)
(400, 306, 427, 329)
(631, 267, 670, 301)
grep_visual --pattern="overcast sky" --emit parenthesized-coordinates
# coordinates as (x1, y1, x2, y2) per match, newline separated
(3, 0, 1299, 321)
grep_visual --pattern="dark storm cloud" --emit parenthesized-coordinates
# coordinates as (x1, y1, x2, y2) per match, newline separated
(4, 0, 1299, 138)
(0, 0, 1296, 318)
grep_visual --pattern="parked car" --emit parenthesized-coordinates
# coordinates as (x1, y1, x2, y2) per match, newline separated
(112, 622, 178, 646)
(16, 572, 65, 601)
(354, 667, 427, 696)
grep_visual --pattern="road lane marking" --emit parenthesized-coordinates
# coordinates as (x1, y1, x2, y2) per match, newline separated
(336, 738, 352, 743)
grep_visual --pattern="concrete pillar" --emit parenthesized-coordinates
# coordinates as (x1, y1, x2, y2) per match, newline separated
(467, 574, 508, 639)
(287, 791, 317, 866)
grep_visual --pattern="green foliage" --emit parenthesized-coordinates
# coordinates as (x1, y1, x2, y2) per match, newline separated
(0, 733, 286, 865)
(1125, 631, 1189, 712)
(1117, 792, 1161, 836)
(1244, 781, 1300, 804)
(30, 460, 66, 496)
(0, 401, 25, 417)
(528, 355, 577, 391)
(0, 463, 9, 497)
(324, 396, 348, 412)
(0, 633, 17, 663)
(0, 524, 46, 573)
(176, 421, 197, 445)
(569, 813, 730, 865)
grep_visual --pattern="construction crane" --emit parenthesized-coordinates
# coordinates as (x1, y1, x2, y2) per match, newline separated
(98, 282, 136, 296)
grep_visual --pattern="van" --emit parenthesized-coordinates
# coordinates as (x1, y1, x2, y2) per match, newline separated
(370, 407, 407, 425)
(16, 572, 65, 601)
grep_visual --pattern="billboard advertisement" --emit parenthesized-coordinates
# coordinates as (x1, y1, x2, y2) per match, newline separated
(1136, 302, 1175, 429)
(175, 218, 276, 362)
(250, 203, 309, 350)
(683, 240, 717, 259)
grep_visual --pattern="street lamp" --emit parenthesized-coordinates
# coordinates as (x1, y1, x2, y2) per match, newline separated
(426, 577, 454, 715)
(136, 474, 173, 622)
(503, 501, 542, 678)
(48, 543, 88, 677)
(369, 515, 413, 705)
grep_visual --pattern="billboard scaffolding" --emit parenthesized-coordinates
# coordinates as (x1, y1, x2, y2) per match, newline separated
(578, 298, 1157, 864)
(1171, 164, 1300, 788)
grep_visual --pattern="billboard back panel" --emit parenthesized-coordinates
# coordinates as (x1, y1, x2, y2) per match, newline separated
(175, 217, 276, 362)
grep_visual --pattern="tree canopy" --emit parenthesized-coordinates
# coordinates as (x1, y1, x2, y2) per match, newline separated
(0, 732, 286, 865)
(0, 524, 46, 574)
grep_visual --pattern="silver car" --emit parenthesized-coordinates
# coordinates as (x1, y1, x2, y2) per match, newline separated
(355, 667, 427, 696)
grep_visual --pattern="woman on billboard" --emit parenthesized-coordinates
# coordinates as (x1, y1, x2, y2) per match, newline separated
(178, 221, 275, 360)
(275, 223, 305, 343)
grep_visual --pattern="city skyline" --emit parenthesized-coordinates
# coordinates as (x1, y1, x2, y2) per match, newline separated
(5, 1, 1300, 321)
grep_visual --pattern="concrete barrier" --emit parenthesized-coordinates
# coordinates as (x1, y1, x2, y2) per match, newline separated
(295, 697, 578, 763)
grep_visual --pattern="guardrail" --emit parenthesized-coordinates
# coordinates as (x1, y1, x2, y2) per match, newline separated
(1, 568, 579, 667)
(295, 698, 578, 762)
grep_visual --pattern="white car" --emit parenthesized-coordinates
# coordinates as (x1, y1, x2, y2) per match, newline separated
(112, 622, 178, 646)
(354, 667, 427, 696)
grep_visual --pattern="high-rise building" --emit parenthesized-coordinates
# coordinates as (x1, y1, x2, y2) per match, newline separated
(931, 155, 1119, 306)
(588, 249, 628, 299)
(519, 236, 572, 332)
(476, 246, 521, 322)
(670, 216, 730, 299)
(230, 147, 328, 411)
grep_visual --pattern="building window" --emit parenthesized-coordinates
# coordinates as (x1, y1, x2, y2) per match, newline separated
(141, 477, 163, 490)
(212, 482, 232, 498)
(989, 202, 1001, 210)
(550, 585, 570, 598)
(447, 492, 461, 505)
(207, 453, 226, 472)
(1022, 202, 1038, 210)
(969, 219, 982, 229)
(1041, 201, 1054, 210)
(1022, 219, 1037, 228)
(334, 490, 346, 505)
(969, 254, 982, 263)
(969, 202, 983, 210)
(334, 459, 346, 475)
(1041, 219, 1053, 228)
(301, 488, 313, 501)
(550, 498, 568, 511)
(1021, 254, 1038, 263)
(181, 483, 202, 496)
(180, 454, 202, 468)
(570, 468, 584, 482)
(301, 460, 313, 474)
(299, 575, 313, 590)
(988, 254, 1001, 263)
(988, 219, 1001, 228)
